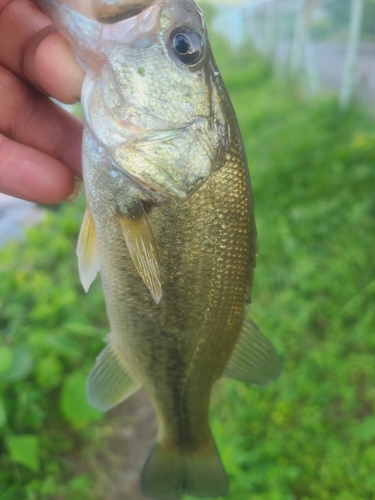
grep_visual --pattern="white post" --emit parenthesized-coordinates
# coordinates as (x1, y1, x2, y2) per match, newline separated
(304, 32, 320, 95)
(264, 0, 279, 59)
(339, 0, 364, 109)
(228, 7, 245, 48)
(253, 5, 263, 52)
(248, 6, 258, 50)
(259, 4, 268, 54)
(212, 9, 225, 38)
(290, 0, 307, 75)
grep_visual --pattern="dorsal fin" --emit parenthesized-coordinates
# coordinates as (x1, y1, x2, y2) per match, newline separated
(76, 207, 101, 292)
(117, 207, 162, 304)
(222, 316, 282, 386)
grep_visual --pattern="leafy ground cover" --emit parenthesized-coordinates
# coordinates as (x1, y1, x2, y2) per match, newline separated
(1, 30, 375, 500)
(0, 202, 108, 499)
(205, 41, 375, 500)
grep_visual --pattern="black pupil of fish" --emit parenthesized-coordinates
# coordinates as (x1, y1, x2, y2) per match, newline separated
(169, 27, 202, 65)
(175, 34, 192, 55)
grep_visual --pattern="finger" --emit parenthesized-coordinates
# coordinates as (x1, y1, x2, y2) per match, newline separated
(23, 27, 84, 104)
(0, 66, 82, 177)
(0, 134, 76, 204)
(0, 0, 50, 77)
(0, 0, 84, 103)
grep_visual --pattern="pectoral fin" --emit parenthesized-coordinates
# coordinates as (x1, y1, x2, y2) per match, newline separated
(222, 317, 282, 386)
(86, 335, 141, 411)
(76, 207, 101, 292)
(117, 208, 162, 304)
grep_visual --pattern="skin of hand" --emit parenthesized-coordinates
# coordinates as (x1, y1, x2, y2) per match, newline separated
(0, 0, 85, 204)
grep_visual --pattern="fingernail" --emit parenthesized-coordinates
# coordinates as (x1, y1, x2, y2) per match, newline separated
(65, 177, 83, 203)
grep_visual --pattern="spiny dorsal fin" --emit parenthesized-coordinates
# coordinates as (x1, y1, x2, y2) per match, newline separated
(86, 334, 141, 411)
(117, 207, 162, 304)
(76, 207, 101, 292)
(222, 316, 282, 386)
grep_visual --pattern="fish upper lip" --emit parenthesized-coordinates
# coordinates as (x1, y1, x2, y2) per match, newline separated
(100, 0, 164, 44)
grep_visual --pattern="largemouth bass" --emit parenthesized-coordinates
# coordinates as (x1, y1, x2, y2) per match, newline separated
(39, 1, 282, 498)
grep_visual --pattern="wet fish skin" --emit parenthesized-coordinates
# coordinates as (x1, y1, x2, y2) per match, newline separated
(38, 1, 282, 499)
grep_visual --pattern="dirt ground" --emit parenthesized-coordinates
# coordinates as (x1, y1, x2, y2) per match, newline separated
(97, 389, 157, 500)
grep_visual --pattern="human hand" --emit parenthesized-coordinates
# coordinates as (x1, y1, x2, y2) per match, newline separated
(0, 0, 85, 204)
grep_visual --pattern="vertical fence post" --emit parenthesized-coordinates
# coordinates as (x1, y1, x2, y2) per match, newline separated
(339, 0, 364, 109)
(252, 5, 264, 52)
(290, 0, 308, 75)
(304, 32, 320, 95)
(248, 5, 259, 50)
(258, 4, 267, 54)
(265, 0, 279, 59)
(227, 6, 246, 49)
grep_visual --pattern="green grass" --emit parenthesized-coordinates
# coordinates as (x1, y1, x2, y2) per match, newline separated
(206, 43, 375, 500)
(1, 34, 375, 500)
(0, 203, 107, 499)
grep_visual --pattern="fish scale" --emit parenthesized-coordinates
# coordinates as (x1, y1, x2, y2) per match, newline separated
(38, 0, 282, 498)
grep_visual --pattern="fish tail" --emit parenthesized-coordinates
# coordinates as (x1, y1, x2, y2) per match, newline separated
(141, 436, 228, 500)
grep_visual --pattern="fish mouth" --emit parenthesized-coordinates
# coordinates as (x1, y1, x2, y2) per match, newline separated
(93, 1, 156, 23)
(97, 0, 165, 45)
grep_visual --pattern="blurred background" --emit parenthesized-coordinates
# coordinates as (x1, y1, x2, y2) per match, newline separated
(215, 0, 375, 106)
(1, 0, 375, 499)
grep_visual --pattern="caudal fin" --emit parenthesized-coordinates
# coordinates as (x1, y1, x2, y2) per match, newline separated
(141, 438, 228, 500)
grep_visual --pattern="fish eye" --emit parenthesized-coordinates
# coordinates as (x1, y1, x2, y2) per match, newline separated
(169, 27, 203, 66)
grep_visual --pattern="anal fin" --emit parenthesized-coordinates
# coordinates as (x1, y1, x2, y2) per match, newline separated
(222, 316, 282, 386)
(86, 335, 141, 411)
(117, 206, 162, 304)
(76, 207, 100, 292)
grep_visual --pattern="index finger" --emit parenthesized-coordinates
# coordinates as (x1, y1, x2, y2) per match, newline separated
(0, 0, 84, 103)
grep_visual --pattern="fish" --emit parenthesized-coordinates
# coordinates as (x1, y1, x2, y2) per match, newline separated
(38, 1, 282, 498)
